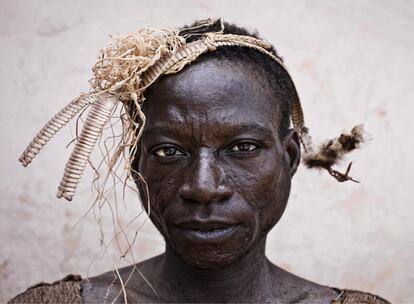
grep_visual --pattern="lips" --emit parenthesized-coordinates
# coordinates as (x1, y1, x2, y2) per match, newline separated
(177, 220, 234, 230)
(175, 220, 240, 242)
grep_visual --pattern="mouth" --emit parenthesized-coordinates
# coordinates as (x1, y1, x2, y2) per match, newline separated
(175, 221, 240, 242)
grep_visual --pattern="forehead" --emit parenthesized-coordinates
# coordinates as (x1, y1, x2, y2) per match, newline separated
(142, 56, 281, 132)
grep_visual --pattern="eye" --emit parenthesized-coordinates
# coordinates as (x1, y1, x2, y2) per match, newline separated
(153, 146, 185, 157)
(228, 142, 259, 153)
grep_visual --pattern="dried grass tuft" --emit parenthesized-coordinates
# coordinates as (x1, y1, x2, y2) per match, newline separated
(90, 28, 185, 102)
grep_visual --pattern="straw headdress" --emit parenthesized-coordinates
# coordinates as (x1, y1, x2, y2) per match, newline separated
(19, 18, 366, 201)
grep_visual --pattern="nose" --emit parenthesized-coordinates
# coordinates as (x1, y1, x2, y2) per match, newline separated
(178, 151, 232, 204)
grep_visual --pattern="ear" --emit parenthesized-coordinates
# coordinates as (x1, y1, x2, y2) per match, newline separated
(282, 129, 301, 176)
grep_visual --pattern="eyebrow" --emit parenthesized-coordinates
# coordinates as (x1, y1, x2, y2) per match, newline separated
(144, 123, 274, 139)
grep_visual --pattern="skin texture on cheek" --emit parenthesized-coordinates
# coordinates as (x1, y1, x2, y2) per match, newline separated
(136, 157, 180, 237)
(229, 151, 291, 240)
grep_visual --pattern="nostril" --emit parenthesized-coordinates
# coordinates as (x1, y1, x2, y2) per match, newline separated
(178, 182, 232, 204)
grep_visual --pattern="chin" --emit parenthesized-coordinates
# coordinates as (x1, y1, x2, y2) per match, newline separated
(176, 245, 247, 270)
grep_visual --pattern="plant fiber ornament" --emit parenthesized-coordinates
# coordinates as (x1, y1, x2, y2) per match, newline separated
(19, 18, 366, 201)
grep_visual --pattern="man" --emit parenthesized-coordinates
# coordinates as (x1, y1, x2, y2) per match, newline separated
(11, 19, 388, 303)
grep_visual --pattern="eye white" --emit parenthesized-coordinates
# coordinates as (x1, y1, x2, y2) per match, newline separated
(154, 147, 184, 157)
(230, 143, 257, 152)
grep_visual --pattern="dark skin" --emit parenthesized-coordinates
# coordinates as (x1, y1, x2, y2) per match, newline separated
(82, 56, 339, 303)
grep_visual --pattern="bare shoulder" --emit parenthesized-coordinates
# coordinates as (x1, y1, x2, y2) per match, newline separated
(267, 264, 339, 303)
(81, 255, 163, 303)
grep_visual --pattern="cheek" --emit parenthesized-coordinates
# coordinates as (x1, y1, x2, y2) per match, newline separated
(259, 164, 291, 233)
(138, 158, 183, 228)
(149, 176, 177, 219)
(227, 153, 290, 228)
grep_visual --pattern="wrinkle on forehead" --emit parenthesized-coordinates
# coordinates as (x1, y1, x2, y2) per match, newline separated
(164, 59, 271, 105)
(142, 56, 283, 143)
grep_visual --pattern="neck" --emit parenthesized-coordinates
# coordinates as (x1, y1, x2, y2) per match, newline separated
(159, 239, 270, 302)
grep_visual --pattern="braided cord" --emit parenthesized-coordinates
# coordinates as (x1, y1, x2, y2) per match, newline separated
(19, 95, 92, 167)
(56, 95, 118, 201)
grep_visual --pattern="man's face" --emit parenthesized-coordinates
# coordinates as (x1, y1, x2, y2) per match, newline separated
(135, 57, 299, 269)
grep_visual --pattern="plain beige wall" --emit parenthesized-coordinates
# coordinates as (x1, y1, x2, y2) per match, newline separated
(1, 0, 413, 302)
